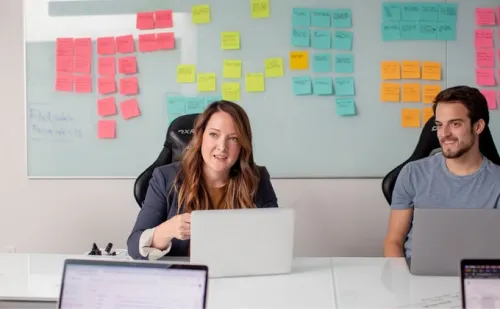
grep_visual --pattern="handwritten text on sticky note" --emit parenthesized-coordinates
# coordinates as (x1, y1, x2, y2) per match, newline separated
(381, 83, 400, 102)
(177, 64, 196, 83)
(265, 58, 284, 77)
(223, 60, 242, 78)
(290, 51, 308, 70)
(245, 73, 265, 92)
(222, 82, 240, 101)
(221, 32, 240, 50)
(197, 73, 217, 92)
(192, 4, 211, 24)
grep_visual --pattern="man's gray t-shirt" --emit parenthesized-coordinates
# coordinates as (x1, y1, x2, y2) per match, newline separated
(391, 152, 500, 257)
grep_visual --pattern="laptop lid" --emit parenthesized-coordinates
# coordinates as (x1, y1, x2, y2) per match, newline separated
(461, 259, 500, 308)
(57, 259, 208, 309)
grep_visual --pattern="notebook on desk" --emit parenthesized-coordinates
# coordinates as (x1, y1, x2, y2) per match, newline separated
(461, 259, 500, 308)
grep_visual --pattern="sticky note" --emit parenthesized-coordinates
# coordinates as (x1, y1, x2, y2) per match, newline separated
(291, 29, 310, 47)
(332, 8, 352, 28)
(177, 65, 196, 83)
(97, 97, 117, 116)
(437, 22, 456, 41)
(56, 56, 73, 73)
(116, 35, 135, 54)
(380, 82, 400, 102)
(55, 74, 73, 92)
(402, 83, 421, 102)
(476, 8, 496, 26)
(197, 73, 217, 92)
(97, 37, 115, 55)
(73, 38, 91, 74)
(221, 32, 240, 50)
(192, 4, 211, 24)
(334, 54, 354, 73)
(420, 4, 438, 21)
(401, 4, 420, 21)
(98, 76, 116, 94)
(336, 98, 356, 116)
(138, 34, 158, 52)
(119, 77, 139, 95)
(400, 21, 418, 40)
(401, 61, 420, 79)
(73, 38, 91, 55)
(74, 56, 91, 74)
(334, 77, 355, 96)
(98, 57, 116, 76)
(311, 30, 331, 49)
(418, 22, 437, 40)
(382, 3, 401, 21)
(245, 73, 265, 92)
(313, 77, 333, 95)
(476, 68, 495, 86)
(475, 29, 494, 48)
(251, 0, 270, 19)
(98, 120, 116, 139)
(222, 82, 240, 101)
(401, 108, 421, 128)
(382, 22, 401, 41)
(290, 51, 308, 70)
(136, 12, 155, 30)
(265, 58, 284, 77)
(422, 61, 441, 80)
(157, 33, 175, 50)
(381, 61, 401, 80)
(333, 31, 353, 50)
(311, 9, 330, 27)
(155, 10, 173, 28)
(476, 49, 495, 68)
(438, 4, 457, 22)
(292, 8, 310, 27)
(313, 53, 332, 73)
(422, 107, 433, 124)
(292, 76, 312, 95)
(167, 96, 186, 118)
(185, 97, 205, 114)
(422, 84, 441, 103)
(204, 96, 222, 107)
(56, 38, 74, 57)
(223, 60, 242, 79)
(118, 56, 137, 75)
(481, 90, 497, 110)
(74, 75, 92, 93)
(120, 98, 141, 120)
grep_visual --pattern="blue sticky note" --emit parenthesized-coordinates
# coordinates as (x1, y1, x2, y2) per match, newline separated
(313, 77, 333, 95)
(438, 4, 457, 22)
(292, 76, 312, 96)
(437, 22, 456, 41)
(420, 4, 438, 21)
(334, 54, 354, 73)
(333, 31, 353, 50)
(292, 8, 310, 27)
(334, 77, 355, 96)
(291, 28, 310, 47)
(311, 9, 330, 27)
(381, 22, 401, 41)
(204, 96, 222, 107)
(382, 3, 401, 21)
(313, 53, 332, 73)
(400, 21, 418, 40)
(417, 22, 437, 40)
(336, 98, 356, 116)
(401, 4, 420, 21)
(332, 8, 352, 28)
(185, 97, 205, 114)
(311, 30, 331, 49)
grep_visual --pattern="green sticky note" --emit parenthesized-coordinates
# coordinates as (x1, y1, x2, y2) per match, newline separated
(420, 3, 438, 21)
(334, 54, 354, 73)
(438, 4, 457, 22)
(401, 4, 420, 21)
(313, 77, 333, 95)
(332, 8, 352, 28)
(382, 2, 401, 21)
(400, 21, 418, 40)
(311, 9, 330, 27)
(204, 96, 222, 107)
(418, 22, 437, 40)
(184, 97, 205, 114)
(313, 53, 332, 73)
(382, 22, 401, 41)
(291, 28, 310, 47)
(437, 22, 456, 41)
(335, 77, 355, 96)
(292, 8, 310, 27)
(292, 76, 312, 95)
(333, 31, 353, 50)
(167, 95, 186, 124)
(311, 30, 331, 49)
(336, 98, 356, 116)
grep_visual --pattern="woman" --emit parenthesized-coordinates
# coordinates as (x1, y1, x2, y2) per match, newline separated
(127, 100, 279, 260)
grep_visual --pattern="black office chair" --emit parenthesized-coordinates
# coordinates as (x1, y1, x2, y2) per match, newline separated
(133, 114, 200, 208)
(381, 116, 500, 205)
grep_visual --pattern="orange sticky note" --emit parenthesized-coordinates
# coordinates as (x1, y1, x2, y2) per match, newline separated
(155, 10, 173, 28)
(290, 51, 308, 70)
(422, 107, 434, 124)
(97, 37, 115, 55)
(138, 34, 158, 52)
(97, 97, 117, 116)
(381, 61, 401, 80)
(120, 99, 141, 120)
(56, 55, 74, 73)
(157, 32, 175, 50)
(98, 76, 116, 94)
(119, 77, 139, 95)
(401, 61, 420, 79)
(402, 83, 421, 102)
(116, 35, 135, 54)
(476, 68, 496, 86)
(118, 56, 137, 74)
(136, 12, 155, 30)
(55, 74, 73, 92)
(98, 120, 116, 139)
(74, 75, 92, 93)
(401, 108, 421, 128)
(422, 61, 441, 80)
(98, 57, 116, 75)
(422, 84, 442, 103)
(380, 82, 400, 102)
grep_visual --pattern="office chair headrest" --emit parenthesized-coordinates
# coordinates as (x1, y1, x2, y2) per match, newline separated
(166, 114, 200, 162)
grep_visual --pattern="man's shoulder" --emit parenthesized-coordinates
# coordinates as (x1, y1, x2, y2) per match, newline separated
(403, 153, 443, 174)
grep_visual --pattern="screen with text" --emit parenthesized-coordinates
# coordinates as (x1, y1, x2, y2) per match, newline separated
(464, 264, 500, 309)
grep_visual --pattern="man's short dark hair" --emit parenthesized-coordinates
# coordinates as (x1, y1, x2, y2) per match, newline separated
(432, 85, 490, 125)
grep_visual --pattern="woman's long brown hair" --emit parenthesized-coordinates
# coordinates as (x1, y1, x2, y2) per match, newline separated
(172, 100, 260, 213)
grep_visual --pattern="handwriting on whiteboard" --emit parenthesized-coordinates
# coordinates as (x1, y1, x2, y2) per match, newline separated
(395, 292, 461, 308)
(29, 107, 82, 142)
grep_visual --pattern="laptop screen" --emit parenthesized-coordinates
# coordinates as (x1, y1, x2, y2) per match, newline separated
(58, 261, 207, 309)
(462, 262, 500, 308)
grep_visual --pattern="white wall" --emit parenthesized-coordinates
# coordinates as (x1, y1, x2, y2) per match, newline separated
(0, 0, 390, 257)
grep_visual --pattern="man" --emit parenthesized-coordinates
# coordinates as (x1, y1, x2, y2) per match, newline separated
(384, 85, 500, 258)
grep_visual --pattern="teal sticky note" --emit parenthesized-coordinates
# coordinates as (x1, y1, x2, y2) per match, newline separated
(313, 53, 332, 73)
(400, 21, 418, 40)
(382, 22, 401, 41)
(313, 77, 333, 95)
(185, 97, 205, 114)
(332, 8, 352, 28)
(291, 28, 310, 47)
(311, 30, 331, 49)
(204, 96, 222, 107)
(292, 8, 310, 27)
(336, 98, 356, 116)
(334, 54, 354, 73)
(438, 4, 457, 22)
(311, 9, 330, 27)
(401, 4, 420, 21)
(420, 3, 438, 21)
(437, 22, 456, 41)
(292, 76, 312, 95)
(382, 3, 401, 21)
(333, 31, 353, 50)
(167, 96, 186, 124)
(418, 22, 437, 40)
(334, 77, 355, 96)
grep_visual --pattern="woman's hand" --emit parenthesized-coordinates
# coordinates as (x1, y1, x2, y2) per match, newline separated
(151, 213, 191, 250)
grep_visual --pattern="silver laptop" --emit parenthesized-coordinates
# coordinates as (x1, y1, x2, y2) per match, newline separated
(190, 207, 295, 278)
(57, 258, 208, 309)
(461, 259, 500, 308)
(408, 208, 500, 276)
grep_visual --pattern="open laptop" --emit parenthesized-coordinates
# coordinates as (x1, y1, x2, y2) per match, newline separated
(57, 258, 208, 309)
(407, 208, 500, 276)
(461, 259, 500, 308)
(190, 207, 295, 278)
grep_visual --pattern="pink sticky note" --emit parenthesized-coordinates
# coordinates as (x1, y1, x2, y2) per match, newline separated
(155, 10, 173, 28)
(74, 38, 91, 56)
(118, 56, 137, 74)
(74, 75, 92, 93)
(56, 38, 74, 57)
(475, 29, 494, 48)
(157, 32, 175, 50)
(74, 55, 91, 74)
(476, 8, 496, 25)
(476, 68, 496, 86)
(97, 97, 117, 116)
(98, 57, 116, 75)
(55, 74, 73, 92)
(481, 90, 497, 110)
(97, 37, 116, 55)
(136, 12, 155, 30)
(120, 99, 141, 120)
(116, 35, 135, 54)
(56, 55, 74, 73)
(138, 34, 158, 52)
(119, 77, 139, 95)
(98, 120, 116, 139)
(98, 76, 117, 94)
(476, 49, 495, 67)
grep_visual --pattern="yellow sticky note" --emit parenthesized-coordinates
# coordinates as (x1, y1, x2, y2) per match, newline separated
(265, 58, 284, 77)
(223, 60, 242, 78)
(380, 82, 400, 102)
(402, 83, 421, 102)
(251, 0, 270, 18)
(221, 32, 240, 50)
(177, 64, 196, 83)
(245, 73, 265, 92)
(290, 51, 308, 70)
(422, 107, 434, 124)
(401, 61, 421, 79)
(401, 108, 421, 128)
(422, 84, 442, 103)
(422, 61, 441, 80)
(197, 73, 216, 92)
(381, 61, 401, 80)
(222, 82, 240, 102)
(192, 4, 211, 24)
